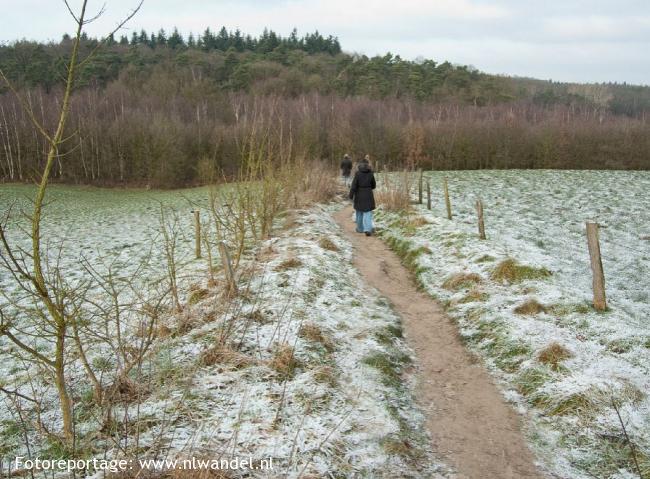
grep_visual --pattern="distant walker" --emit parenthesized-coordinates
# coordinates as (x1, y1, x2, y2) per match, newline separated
(349, 155, 376, 236)
(340, 153, 353, 186)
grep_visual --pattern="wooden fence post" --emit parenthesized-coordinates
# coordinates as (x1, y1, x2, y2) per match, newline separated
(586, 222, 606, 311)
(443, 177, 452, 220)
(218, 240, 237, 294)
(193, 210, 201, 259)
(426, 180, 431, 210)
(418, 169, 423, 204)
(476, 199, 486, 240)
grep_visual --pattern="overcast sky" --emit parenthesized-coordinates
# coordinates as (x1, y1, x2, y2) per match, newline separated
(1, 0, 649, 85)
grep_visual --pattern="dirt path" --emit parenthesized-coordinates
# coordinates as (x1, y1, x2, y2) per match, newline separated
(334, 205, 546, 479)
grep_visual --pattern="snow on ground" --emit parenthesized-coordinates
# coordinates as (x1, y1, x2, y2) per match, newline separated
(374, 169, 650, 479)
(121, 204, 448, 477)
(0, 185, 211, 303)
(0, 188, 449, 478)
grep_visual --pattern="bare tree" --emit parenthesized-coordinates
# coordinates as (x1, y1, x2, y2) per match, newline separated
(0, 0, 143, 446)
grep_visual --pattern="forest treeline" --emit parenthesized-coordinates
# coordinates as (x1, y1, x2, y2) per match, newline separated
(1, 27, 649, 186)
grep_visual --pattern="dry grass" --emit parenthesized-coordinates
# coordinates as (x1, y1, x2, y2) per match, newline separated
(106, 375, 150, 404)
(199, 345, 255, 369)
(375, 171, 413, 212)
(175, 313, 200, 335)
(110, 465, 232, 479)
(255, 243, 279, 262)
(442, 272, 482, 291)
(409, 216, 430, 227)
(318, 237, 339, 252)
(187, 286, 209, 305)
(380, 436, 418, 459)
(534, 389, 604, 417)
(299, 322, 335, 351)
(457, 287, 489, 304)
(618, 379, 646, 406)
(295, 161, 340, 205)
(491, 258, 551, 284)
(514, 298, 547, 315)
(245, 310, 270, 324)
(537, 342, 573, 370)
(313, 365, 338, 387)
(274, 257, 302, 271)
(269, 343, 301, 378)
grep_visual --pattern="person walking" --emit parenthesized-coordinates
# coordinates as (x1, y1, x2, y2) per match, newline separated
(340, 153, 353, 186)
(349, 155, 376, 236)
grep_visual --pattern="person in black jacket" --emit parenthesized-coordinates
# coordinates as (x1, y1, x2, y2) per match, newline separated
(340, 154, 353, 186)
(349, 155, 376, 236)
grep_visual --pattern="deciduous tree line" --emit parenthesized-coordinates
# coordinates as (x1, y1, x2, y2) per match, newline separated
(1, 28, 649, 186)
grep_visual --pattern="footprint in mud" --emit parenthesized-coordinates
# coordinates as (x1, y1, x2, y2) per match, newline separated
(379, 259, 390, 276)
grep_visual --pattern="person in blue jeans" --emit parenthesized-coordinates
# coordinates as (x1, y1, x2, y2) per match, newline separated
(349, 155, 376, 236)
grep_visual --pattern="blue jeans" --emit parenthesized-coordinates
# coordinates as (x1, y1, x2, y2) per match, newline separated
(355, 210, 373, 233)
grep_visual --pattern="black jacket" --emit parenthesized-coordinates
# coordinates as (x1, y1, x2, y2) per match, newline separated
(340, 157, 353, 177)
(349, 163, 376, 212)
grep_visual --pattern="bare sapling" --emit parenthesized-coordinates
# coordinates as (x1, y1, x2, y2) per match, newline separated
(0, 0, 143, 447)
(159, 206, 183, 312)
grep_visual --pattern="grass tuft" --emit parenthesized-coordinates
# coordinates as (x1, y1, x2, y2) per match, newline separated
(537, 342, 572, 371)
(313, 365, 338, 388)
(514, 298, 547, 315)
(269, 343, 301, 379)
(538, 389, 605, 417)
(606, 338, 635, 354)
(298, 322, 335, 352)
(362, 350, 411, 387)
(318, 237, 339, 252)
(457, 288, 489, 304)
(187, 287, 209, 305)
(548, 302, 592, 316)
(245, 310, 270, 324)
(515, 367, 552, 396)
(199, 345, 254, 369)
(375, 325, 404, 345)
(106, 375, 150, 404)
(380, 435, 420, 459)
(275, 257, 302, 271)
(442, 272, 482, 291)
(490, 258, 551, 284)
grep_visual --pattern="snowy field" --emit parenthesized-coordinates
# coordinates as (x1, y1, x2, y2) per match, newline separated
(375, 169, 650, 479)
(0, 184, 211, 301)
(0, 185, 447, 478)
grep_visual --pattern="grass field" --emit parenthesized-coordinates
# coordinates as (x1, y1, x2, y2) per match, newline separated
(0, 186, 445, 477)
(0, 184, 212, 307)
(375, 169, 650, 478)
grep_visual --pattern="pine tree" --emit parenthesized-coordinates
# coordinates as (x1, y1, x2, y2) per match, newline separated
(156, 29, 167, 47)
(168, 27, 184, 49)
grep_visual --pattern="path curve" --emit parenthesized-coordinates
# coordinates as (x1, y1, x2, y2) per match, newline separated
(334, 205, 546, 479)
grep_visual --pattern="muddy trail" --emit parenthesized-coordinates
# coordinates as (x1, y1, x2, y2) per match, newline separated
(334, 205, 546, 479)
